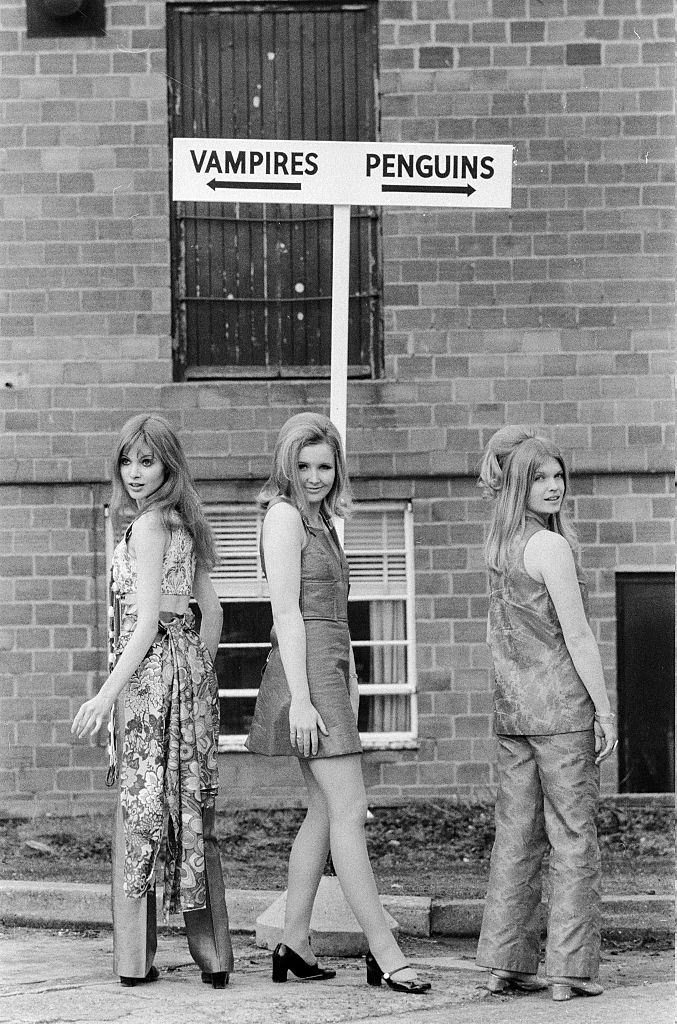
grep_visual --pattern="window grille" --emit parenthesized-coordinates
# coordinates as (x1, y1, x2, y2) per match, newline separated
(206, 502, 418, 749)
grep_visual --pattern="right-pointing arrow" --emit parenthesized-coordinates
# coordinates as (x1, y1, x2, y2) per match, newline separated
(381, 183, 476, 195)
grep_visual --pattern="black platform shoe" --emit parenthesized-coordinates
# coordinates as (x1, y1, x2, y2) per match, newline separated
(201, 971, 229, 989)
(365, 951, 431, 994)
(271, 942, 337, 983)
(120, 965, 160, 987)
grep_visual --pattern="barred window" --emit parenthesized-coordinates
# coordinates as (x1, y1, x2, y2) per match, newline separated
(167, 2, 382, 380)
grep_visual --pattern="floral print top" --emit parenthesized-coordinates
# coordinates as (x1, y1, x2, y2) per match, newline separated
(112, 520, 196, 597)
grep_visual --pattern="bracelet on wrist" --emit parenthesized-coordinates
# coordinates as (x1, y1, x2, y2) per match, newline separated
(594, 711, 616, 721)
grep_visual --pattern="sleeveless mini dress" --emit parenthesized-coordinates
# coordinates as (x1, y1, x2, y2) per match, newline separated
(245, 499, 362, 759)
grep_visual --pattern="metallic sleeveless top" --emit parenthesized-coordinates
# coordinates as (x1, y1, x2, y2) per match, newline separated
(260, 497, 349, 633)
(111, 518, 196, 597)
(487, 517, 594, 735)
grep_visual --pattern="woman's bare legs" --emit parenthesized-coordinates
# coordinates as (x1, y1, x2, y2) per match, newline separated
(282, 760, 331, 962)
(306, 754, 416, 981)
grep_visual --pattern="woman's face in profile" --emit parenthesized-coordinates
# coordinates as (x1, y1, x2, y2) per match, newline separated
(297, 442, 336, 511)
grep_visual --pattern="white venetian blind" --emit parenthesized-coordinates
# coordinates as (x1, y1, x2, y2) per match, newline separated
(209, 506, 265, 598)
(206, 503, 408, 600)
(344, 508, 407, 597)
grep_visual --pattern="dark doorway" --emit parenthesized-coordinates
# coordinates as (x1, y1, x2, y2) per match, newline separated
(616, 572, 675, 793)
(167, 2, 381, 380)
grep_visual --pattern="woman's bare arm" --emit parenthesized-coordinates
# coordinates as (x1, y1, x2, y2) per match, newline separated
(524, 530, 617, 762)
(71, 512, 165, 739)
(193, 564, 223, 662)
(263, 502, 328, 755)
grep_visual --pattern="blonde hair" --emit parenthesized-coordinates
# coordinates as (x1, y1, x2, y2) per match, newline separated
(479, 425, 578, 572)
(111, 413, 217, 569)
(258, 412, 352, 522)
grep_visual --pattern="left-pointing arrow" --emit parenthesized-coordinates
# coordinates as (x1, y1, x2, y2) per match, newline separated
(207, 179, 302, 191)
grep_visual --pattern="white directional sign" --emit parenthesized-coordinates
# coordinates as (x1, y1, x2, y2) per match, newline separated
(172, 136, 514, 509)
(173, 138, 513, 208)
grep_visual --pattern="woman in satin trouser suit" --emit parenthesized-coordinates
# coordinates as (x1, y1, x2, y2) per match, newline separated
(72, 414, 233, 989)
(475, 427, 617, 1003)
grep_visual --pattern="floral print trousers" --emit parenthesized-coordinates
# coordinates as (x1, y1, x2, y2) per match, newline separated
(476, 730, 601, 980)
(111, 611, 233, 979)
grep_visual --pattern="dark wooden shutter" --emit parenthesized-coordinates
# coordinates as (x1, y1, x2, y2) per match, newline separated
(167, 2, 381, 380)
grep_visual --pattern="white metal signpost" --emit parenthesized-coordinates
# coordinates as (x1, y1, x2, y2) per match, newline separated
(173, 138, 513, 530)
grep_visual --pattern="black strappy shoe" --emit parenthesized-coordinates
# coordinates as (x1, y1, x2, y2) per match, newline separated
(365, 951, 431, 993)
(119, 965, 160, 987)
(272, 942, 337, 982)
(201, 971, 229, 989)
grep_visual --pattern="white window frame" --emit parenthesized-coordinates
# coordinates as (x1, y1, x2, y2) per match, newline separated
(206, 501, 418, 751)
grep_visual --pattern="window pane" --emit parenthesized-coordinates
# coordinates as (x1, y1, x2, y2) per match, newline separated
(215, 649, 269, 692)
(214, 601, 272, 693)
(219, 695, 258, 737)
(358, 694, 411, 733)
(349, 599, 406, 685)
(223, 602, 272, 641)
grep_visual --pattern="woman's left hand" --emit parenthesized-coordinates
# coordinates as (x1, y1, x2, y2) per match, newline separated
(71, 691, 114, 740)
(594, 716, 618, 764)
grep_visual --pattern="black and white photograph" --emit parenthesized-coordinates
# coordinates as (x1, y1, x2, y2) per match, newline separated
(0, 0, 674, 1021)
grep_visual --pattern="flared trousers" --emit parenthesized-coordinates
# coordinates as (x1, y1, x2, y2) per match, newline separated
(112, 796, 234, 978)
(111, 693, 234, 980)
(476, 730, 601, 980)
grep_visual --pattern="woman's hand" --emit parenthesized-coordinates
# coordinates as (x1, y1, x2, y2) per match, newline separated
(593, 715, 618, 765)
(289, 696, 328, 757)
(71, 689, 114, 740)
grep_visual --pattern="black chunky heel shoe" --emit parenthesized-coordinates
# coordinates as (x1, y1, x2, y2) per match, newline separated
(119, 965, 160, 987)
(271, 943, 336, 983)
(201, 971, 229, 989)
(365, 951, 430, 994)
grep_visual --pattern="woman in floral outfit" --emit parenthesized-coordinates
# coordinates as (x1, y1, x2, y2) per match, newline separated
(72, 414, 233, 990)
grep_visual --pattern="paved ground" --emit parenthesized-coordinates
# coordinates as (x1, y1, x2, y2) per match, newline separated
(1, 927, 673, 1024)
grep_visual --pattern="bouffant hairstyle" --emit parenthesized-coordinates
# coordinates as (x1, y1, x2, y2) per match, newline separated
(479, 425, 578, 572)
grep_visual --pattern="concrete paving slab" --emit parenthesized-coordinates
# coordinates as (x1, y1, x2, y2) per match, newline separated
(255, 876, 400, 955)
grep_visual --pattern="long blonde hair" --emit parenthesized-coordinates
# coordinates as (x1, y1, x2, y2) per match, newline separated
(111, 413, 217, 569)
(258, 412, 352, 523)
(479, 426, 578, 572)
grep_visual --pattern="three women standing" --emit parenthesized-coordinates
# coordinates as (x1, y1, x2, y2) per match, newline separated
(475, 426, 617, 1002)
(72, 414, 233, 989)
(71, 411, 616, 1002)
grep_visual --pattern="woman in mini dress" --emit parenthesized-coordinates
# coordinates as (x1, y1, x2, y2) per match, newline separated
(72, 413, 233, 989)
(246, 412, 429, 994)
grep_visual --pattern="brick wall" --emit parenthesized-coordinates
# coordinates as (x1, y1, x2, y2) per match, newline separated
(0, 0, 673, 809)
